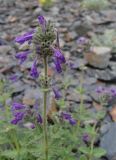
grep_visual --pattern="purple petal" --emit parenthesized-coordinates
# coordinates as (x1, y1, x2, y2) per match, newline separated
(69, 118, 76, 125)
(53, 88, 62, 100)
(9, 75, 18, 82)
(83, 133, 90, 142)
(38, 16, 46, 31)
(15, 30, 34, 44)
(37, 114, 43, 124)
(11, 112, 25, 125)
(77, 37, 88, 45)
(38, 16, 46, 26)
(12, 103, 25, 110)
(30, 60, 40, 79)
(14, 112, 25, 120)
(61, 112, 72, 120)
(95, 86, 105, 94)
(54, 58, 62, 73)
(30, 123, 35, 129)
(53, 48, 66, 63)
(11, 118, 19, 125)
(15, 50, 31, 64)
(110, 87, 116, 96)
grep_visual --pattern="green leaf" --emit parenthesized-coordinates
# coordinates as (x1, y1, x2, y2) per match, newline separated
(84, 125, 96, 136)
(96, 110, 106, 120)
(79, 147, 90, 154)
(93, 148, 106, 158)
(1, 150, 18, 159)
(80, 155, 88, 160)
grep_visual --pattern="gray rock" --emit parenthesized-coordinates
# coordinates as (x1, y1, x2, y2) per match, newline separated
(10, 81, 25, 93)
(84, 47, 111, 69)
(89, 86, 102, 102)
(74, 22, 92, 35)
(33, 8, 42, 16)
(51, 6, 59, 16)
(0, 45, 12, 54)
(96, 69, 116, 81)
(66, 88, 92, 103)
(100, 123, 116, 159)
(100, 123, 111, 135)
(70, 58, 87, 69)
(23, 88, 43, 106)
(0, 0, 15, 7)
(109, 62, 116, 71)
(0, 38, 9, 45)
(100, 10, 116, 23)
(86, 68, 116, 82)
(70, 21, 81, 31)
(83, 77, 97, 85)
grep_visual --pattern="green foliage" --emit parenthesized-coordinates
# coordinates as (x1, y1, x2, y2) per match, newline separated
(91, 29, 116, 52)
(0, 80, 107, 160)
(93, 148, 106, 158)
(81, 0, 109, 11)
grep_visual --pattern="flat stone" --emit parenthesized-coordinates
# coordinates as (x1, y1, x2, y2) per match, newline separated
(0, 38, 9, 45)
(109, 62, 116, 71)
(100, 10, 116, 23)
(84, 47, 111, 69)
(51, 6, 59, 15)
(70, 58, 87, 69)
(23, 88, 43, 106)
(100, 123, 116, 159)
(10, 81, 25, 93)
(0, 45, 12, 54)
(74, 22, 92, 35)
(66, 88, 92, 103)
(83, 77, 97, 85)
(33, 7, 42, 16)
(64, 31, 77, 42)
(86, 67, 116, 82)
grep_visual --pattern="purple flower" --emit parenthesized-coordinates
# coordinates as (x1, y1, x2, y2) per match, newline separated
(96, 86, 105, 94)
(30, 60, 40, 78)
(69, 118, 77, 125)
(11, 112, 25, 125)
(83, 133, 90, 143)
(15, 30, 34, 44)
(61, 112, 76, 126)
(15, 50, 31, 64)
(53, 48, 66, 63)
(11, 103, 25, 125)
(12, 103, 25, 110)
(38, 16, 46, 27)
(110, 88, 116, 96)
(9, 75, 18, 82)
(77, 37, 88, 45)
(53, 88, 62, 100)
(30, 123, 35, 129)
(11, 118, 19, 125)
(54, 58, 62, 73)
(61, 112, 72, 120)
(37, 114, 43, 124)
(33, 101, 39, 111)
(14, 112, 25, 120)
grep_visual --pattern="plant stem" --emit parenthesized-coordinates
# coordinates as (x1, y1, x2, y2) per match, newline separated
(43, 57, 48, 160)
(88, 124, 96, 160)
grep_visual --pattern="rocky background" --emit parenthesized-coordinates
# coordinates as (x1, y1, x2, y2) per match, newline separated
(0, 0, 116, 159)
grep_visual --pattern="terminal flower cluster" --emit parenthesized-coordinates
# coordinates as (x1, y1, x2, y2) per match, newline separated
(15, 16, 66, 78)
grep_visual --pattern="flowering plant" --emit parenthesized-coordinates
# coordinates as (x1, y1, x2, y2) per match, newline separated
(14, 15, 67, 160)
(0, 16, 108, 160)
